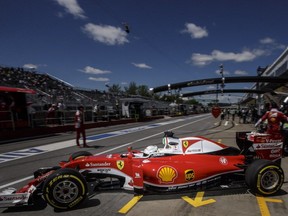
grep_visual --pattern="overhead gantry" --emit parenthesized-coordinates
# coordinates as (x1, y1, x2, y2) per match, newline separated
(150, 76, 288, 93)
(180, 89, 268, 97)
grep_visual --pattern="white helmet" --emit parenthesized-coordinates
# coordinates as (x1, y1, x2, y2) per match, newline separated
(143, 145, 158, 156)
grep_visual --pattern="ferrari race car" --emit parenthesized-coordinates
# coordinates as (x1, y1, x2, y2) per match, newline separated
(0, 131, 285, 210)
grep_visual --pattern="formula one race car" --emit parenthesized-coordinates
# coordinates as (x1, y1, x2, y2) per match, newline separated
(0, 131, 285, 210)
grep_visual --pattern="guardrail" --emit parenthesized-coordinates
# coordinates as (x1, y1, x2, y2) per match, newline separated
(0, 110, 15, 130)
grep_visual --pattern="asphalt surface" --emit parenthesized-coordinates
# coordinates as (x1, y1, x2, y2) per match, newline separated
(0, 114, 287, 216)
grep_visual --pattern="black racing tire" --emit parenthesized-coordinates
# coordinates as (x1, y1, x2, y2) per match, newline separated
(43, 168, 88, 210)
(71, 151, 93, 160)
(245, 159, 284, 196)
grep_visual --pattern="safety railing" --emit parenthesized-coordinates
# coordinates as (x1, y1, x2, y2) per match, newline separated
(0, 110, 15, 131)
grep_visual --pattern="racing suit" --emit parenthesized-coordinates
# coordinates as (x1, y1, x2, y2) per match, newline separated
(255, 108, 288, 134)
(75, 108, 87, 147)
(255, 108, 288, 155)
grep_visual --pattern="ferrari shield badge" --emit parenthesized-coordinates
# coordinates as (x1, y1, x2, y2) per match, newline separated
(182, 139, 199, 153)
(183, 140, 189, 148)
(116, 160, 125, 170)
(211, 106, 221, 118)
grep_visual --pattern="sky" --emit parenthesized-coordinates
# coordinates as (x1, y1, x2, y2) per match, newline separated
(0, 0, 288, 103)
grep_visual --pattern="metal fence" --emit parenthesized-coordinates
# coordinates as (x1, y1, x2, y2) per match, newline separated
(0, 110, 15, 130)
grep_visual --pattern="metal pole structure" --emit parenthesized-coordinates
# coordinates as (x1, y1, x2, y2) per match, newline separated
(257, 66, 265, 116)
(216, 83, 219, 105)
(220, 64, 225, 96)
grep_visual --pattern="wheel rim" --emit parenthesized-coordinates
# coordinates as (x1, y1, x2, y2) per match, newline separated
(53, 180, 79, 203)
(260, 170, 279, 190)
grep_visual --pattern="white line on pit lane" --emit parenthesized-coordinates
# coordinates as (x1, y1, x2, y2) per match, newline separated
(0, 115, 210, 190)
(0, 115, 209, 164)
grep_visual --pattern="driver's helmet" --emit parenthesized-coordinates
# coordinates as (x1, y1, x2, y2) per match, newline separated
(162, 137, 179, 148)
(143, 145, 158, 156)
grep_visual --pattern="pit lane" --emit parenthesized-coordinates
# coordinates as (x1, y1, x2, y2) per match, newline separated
(0, 114, 287, 216)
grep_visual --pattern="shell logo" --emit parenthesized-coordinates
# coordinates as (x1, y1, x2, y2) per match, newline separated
(157, 166, 178, 183)
(270, 117, 276, 123)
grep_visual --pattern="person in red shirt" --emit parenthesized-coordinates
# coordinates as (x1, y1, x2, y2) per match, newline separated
(75, 105, 88, 147)
(255, 102, 288, 134)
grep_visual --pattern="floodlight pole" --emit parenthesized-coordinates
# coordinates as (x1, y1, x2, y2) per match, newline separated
(220, 64, 225, 96)
(216, 83, 219, 105)
(215, 64, 225, 105)
(256, 66, 265, 116)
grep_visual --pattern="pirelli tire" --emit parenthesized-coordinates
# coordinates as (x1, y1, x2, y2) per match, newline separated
(245, 159, 284, 196)
(71, 151, 93, 160)
(43, 168, 88, 210)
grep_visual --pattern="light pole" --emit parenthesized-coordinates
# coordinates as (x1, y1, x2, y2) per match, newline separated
(216, 64, 225, 104)
(219, 64, 225, 96)
(257, 66, 265, 116)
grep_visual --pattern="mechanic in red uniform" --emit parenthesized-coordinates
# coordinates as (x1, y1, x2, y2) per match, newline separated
(255, 102, 288, 155)
(75, 105, 88, 147)
(255, 102, 288, 134)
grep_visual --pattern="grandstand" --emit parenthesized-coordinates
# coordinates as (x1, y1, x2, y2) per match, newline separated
(0, 66, 101, 108)
(1, 65, 193, 141)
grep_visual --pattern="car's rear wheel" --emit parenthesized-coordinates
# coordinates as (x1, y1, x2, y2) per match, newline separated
(245, 159, 284, 196)
(43, 168, 87, 210)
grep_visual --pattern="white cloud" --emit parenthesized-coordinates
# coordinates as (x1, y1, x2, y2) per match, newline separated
(188, 53, 213, 66)
(234, 70, 248, 75)
(88, 77, 110, 82)
(80, 66, 111, 74)
(181, 23, 208, 39)
(23, 64, 38, 70)
(260, 37, 275, 44)
(55, 0, 86, 19)
(259, 37, 286, 50)
(190, 39, 286, 66)
(191, 49, 266, 66)
(82, 23, 129, 45)
(132, 63, 152, 69)
(215, 69, 230, 76)
(211, 50, 257, 62)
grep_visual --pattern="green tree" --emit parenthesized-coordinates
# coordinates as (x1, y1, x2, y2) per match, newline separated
(108, 84, 122, 95)
(137, 85, 150, 97)
(185, 98, 200, 105)
(124, 82, 138, 95)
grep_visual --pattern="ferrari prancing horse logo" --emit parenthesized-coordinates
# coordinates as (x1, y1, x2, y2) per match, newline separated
(183, 140, 189, 148)
(116, 160, 124, 170)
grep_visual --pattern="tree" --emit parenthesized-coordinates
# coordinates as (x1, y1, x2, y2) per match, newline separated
(137, 85, 150, 97)
(124, 82, 138, 95)
(108, 84, 122, 95)
(185, 99, 200, 105)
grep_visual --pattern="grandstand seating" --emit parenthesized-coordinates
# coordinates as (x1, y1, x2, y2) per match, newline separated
(0, 66, 110, 108)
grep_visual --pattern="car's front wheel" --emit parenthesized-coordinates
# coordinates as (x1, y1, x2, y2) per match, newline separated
(43, 168, 87, 210)
(245, 159, 284, 196)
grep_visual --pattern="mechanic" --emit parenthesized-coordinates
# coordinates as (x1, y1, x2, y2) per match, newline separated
(255, 102, 288, 155)
(255, 102, 288, 134)
(75, 105, 88, 148)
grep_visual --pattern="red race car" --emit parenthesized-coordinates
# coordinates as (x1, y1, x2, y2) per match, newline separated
(0, 131, 285, 210)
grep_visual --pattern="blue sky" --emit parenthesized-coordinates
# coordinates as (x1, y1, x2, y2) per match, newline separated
(0, 0, 287, 102)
